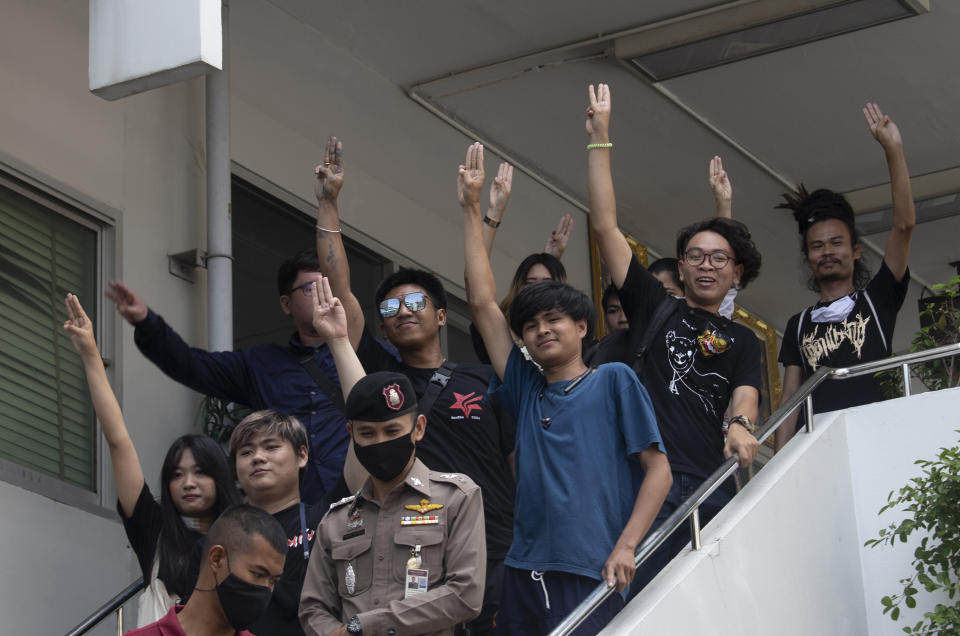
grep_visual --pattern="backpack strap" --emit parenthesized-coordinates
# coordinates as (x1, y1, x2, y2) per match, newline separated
(861, 291, 888, 354)
(418, 360, 458, 416)
(627, 295, 681, 377)
(296, 351, 346, 412)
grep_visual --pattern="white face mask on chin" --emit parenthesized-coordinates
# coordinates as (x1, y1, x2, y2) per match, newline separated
(810, 294, 856, 323)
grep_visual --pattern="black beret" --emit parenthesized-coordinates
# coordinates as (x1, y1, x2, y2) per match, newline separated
(345, 371, 418, 422)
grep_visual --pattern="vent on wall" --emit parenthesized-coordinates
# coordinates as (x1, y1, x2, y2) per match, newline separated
(618, 0, 929, 82)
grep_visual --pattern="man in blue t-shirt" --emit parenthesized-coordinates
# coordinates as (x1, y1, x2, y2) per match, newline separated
(459, 141, 672, 634)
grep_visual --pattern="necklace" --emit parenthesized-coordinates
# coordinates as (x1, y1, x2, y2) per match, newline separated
(539, 367, 595, 430)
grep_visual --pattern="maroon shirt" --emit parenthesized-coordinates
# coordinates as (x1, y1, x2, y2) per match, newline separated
(124, 605, 254, 636)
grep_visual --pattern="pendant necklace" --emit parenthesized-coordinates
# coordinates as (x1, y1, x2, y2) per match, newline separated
(539, 366, 595, 430)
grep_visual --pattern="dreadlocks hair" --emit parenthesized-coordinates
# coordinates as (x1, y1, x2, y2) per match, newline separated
(776, 184, 871, 292)
(675, 217, 762, 289)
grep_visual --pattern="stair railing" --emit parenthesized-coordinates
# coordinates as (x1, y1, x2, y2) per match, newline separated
(549, 341, 960, 636)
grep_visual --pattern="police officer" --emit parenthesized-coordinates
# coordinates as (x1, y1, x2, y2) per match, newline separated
(299, 371, 486, 636)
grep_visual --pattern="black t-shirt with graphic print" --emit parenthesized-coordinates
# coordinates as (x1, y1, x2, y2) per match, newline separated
(357, 331, 516, 560)
(779, 261, 910, 417)
(617, 255, 762, 484)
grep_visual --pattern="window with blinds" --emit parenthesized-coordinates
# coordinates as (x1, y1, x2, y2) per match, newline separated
(0, 184, 98, 491)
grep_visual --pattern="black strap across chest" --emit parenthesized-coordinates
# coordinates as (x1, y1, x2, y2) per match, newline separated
(295, 349, 346, 412)
(418, 360, 458, 416)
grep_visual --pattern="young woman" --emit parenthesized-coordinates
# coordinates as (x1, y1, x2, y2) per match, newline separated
(471, 253, 567, 364)
(63, 294, 240, 626)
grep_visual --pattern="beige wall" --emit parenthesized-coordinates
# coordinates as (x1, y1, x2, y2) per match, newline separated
(1, 0, 589, 631)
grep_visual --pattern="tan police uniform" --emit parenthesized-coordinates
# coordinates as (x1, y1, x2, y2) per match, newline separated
(299, 458, 486, 636)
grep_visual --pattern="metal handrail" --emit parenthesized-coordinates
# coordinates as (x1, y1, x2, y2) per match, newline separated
(550, 341, 960, 635)
(65, 577, 145, 636)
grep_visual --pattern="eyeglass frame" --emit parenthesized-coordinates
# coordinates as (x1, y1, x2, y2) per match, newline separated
(287, 281, 317, 297)
(379, 292, 432, 318)
(682, 248, 735, 269)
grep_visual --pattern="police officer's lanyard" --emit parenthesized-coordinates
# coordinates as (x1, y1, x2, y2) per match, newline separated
(299, 502, 310, 560)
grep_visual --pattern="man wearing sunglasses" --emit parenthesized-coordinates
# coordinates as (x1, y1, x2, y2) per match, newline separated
(333, 267, 516, 636)
(107, 136, 360, 507)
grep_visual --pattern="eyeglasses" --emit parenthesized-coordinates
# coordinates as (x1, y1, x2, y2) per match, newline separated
(379, 292, 430, 318)
(683, 248, 732, 268)
(288, 281, 316, 297)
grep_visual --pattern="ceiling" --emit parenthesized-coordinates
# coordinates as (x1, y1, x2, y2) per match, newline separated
(266, 0, 960, 333)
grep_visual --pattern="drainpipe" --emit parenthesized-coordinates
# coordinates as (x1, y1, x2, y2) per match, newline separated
(206, 0, 232, 352)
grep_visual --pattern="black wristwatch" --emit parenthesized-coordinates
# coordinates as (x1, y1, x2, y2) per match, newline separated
(346, 615, 362, 635)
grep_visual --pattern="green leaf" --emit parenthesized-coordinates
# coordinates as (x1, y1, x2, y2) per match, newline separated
(892, 607, 900, 621)
(905, 596, 916, 608)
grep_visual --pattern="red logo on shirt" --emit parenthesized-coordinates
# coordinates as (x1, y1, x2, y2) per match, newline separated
(449, 392, 483, 418)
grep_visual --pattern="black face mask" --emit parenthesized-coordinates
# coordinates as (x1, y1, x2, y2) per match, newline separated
(353, 428, 415, 482)
(215, 556, 273, 631)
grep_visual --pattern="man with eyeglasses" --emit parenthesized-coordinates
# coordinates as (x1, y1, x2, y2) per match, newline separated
(585, 82, 763, 594)
(107, 137, 360, 507)
(328, 266, 515, 636)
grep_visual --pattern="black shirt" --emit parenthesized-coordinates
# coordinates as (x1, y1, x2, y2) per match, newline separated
(779, 261, 910, 416)
(617, 256, 762, 483)
(358, 331, 516, 560)
(250, 502, 323, 636)
(120, 483, 202, 601)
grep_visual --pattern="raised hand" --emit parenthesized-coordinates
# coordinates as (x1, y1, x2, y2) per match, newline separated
(105, 281, 148, 324)
(586, 83, 611, 141)
(63, 293, 98, 358)
(457, 142, 485, 208)
(488, 162, 513, 214)
(863, 102, 903, 151)
(314, 136, 344, 203)
(310, 277, 348, 343)
(709, 155, 732, 219)
(544, 214, 574, 259)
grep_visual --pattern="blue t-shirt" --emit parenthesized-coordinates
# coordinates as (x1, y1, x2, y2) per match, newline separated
(490, 346, 664, 580)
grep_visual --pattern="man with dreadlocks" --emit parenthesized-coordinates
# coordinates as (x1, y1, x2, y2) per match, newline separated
(774, 103, 916, 452)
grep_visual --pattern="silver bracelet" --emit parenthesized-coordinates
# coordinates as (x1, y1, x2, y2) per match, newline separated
(316, 224, 342, 234)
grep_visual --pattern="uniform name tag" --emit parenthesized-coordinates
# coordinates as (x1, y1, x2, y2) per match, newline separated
(404, 568, 429, 598)
(341, 529, 365, 540)
(400, 515, 439, 526)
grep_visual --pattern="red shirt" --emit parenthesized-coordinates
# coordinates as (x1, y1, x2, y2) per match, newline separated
(124, 605, 254, 636)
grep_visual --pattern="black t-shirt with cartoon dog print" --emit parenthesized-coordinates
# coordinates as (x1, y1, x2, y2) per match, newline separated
(617, 256, 762, 482)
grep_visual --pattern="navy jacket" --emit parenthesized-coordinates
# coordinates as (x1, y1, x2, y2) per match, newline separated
(133, 309, 348, 504)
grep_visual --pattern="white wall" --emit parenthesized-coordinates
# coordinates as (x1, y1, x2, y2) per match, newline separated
(606, 388, 960, 636)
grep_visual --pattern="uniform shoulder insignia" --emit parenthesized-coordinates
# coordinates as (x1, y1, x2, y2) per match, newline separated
(328, 494, 356, 511)
(431, 471, 478, 492)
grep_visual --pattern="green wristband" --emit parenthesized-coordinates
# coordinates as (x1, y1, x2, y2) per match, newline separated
(586, 142, 613, 150)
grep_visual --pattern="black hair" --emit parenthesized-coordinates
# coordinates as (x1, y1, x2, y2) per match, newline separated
(647, 258, 683, 293)
(601, 284, 620, 310)
(375, 268, 448, 311)
(509, 280, 596, 343)
(777, 184, 871, 292)
(158, 434, 241, 598)
(501, 253, 567, 320)
(204, 503, 287, 557)
(675, 217, 762, 289)
(277, 248, 322, 296)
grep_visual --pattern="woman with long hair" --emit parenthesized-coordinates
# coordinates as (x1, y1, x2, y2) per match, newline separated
(471, 253, 568, 364)
(63, 294, 240, 626)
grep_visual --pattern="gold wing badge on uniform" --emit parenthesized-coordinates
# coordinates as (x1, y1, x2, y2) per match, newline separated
(404, 498, 443, 514)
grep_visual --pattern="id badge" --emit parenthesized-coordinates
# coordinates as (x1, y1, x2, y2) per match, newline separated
(404, 567, 429, 598)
